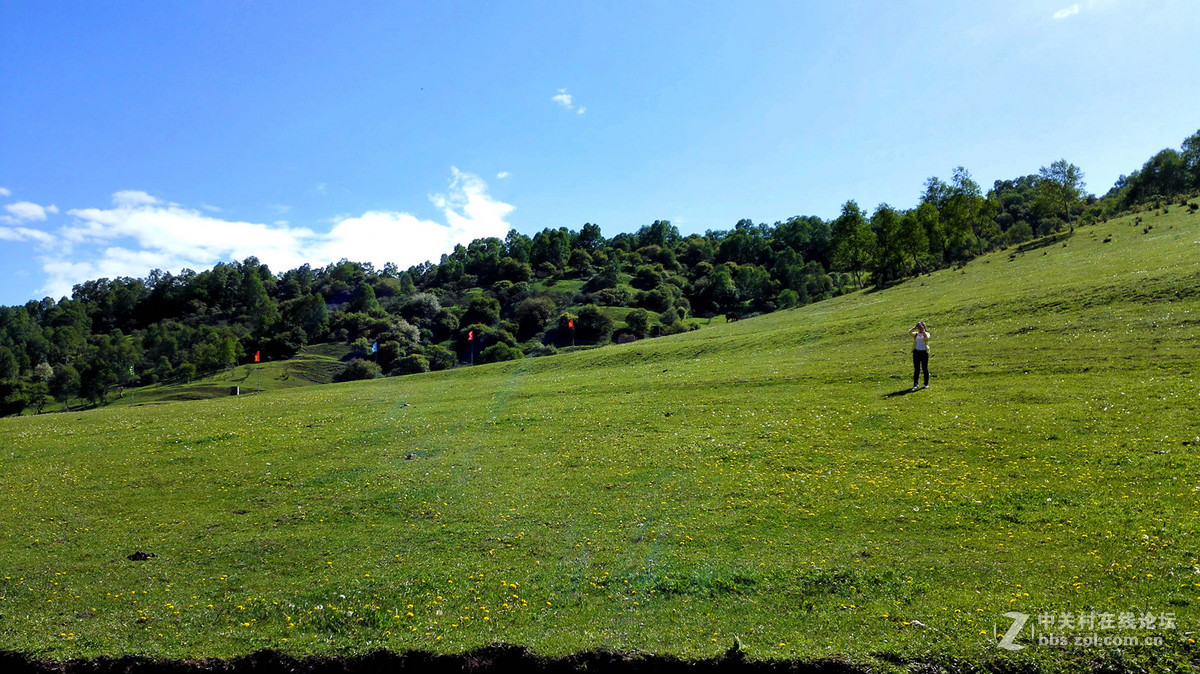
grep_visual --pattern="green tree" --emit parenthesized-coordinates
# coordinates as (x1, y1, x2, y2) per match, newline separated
(1182, 129, 1200, 189)
(0, 346, 17, 380)
(78, 331, 141, 405)
(0, 380, 28, 417)
(191, 328, 239, 372)
(504, 229, 533, 262)
(868, 204, 904, 286)
(776, 289, 800, 309)
(49, 364, 81, 410)
(704, 264, 740, 314)
(530, 227, 572, 270)
(348, 281, 380, 314)
(461, 295, 501, 326)
(397, 272, 417, 295)
(575, 305, 614, 344)
(914, 201, 943, 261)
(376, 341, 405, 371)
(637, 220, 680, 249)
(152, 356, 174, 382)
(27, 382, 49, 414)
(896, 209, 929, 274)
(942, 167, 983, 259)
(733, 264, 773, 310)
(238, 258, 279, 334)
(567, 249, 594, 275)
(576, 223, 604, 251)
(831, 201, 874, 288)
(513, 296, 556, 341)
(424, 344, 457, 371)
(624, 308, 651, 339)
(1036, 159, 1087, 232)
(280, 293, 328, 342)
(496, 257, 533, 283)
(176, 362, 197, 382)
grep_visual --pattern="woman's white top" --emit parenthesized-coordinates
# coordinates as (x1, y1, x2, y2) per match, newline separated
(913, 331, 929, 351)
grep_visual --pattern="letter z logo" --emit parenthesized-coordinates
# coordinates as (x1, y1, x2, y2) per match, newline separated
(996, 611, 1030, 650)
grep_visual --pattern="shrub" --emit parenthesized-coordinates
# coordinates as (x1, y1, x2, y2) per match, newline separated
(523, 343, 558, 358)
(176, 362, 197, 382)
(1003, 221, 1034, 246)
(376, 341, 405, 370)
(638, 286, 674, 312)
(575, 305, 614, 344)
(775, 289, 800, 309)
(390, 354, 430, 375)
(513, 296, 556, 340)
(592, 286, 634, 307)
(336, 359, 382, 382)
(461, 296, 501, 327)
(625, 308, 651, 338)
(0, 380, 29, 417)
(479, 343, 523, 364)
(424, 344, 457, 371)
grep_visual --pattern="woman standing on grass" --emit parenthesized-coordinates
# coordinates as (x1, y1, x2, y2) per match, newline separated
(910, 321, 930, 391)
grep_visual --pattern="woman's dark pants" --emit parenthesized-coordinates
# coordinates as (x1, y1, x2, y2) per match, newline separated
(913, 350, 929, 387)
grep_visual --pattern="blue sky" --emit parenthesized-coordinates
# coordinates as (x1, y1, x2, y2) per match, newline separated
(2, 1, 1198, 305)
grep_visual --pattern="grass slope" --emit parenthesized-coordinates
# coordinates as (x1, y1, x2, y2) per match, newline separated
(2, 206, 1198, 671)
(102, 344, 350, 409)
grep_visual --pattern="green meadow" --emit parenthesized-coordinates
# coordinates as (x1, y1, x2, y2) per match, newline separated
(1, 205, 1198, 671)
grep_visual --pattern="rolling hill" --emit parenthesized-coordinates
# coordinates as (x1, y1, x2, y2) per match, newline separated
(1, 202, 1197, 671)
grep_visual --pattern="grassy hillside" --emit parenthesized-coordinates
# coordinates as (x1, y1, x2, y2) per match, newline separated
(87, 343, 350, 410)
(1, 204, 1198, 671)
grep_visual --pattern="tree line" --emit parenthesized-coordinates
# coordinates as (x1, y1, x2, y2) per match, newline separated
(1, 129, 1197, 415)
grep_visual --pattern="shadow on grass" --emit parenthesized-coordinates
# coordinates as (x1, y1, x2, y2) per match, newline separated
(883, 388, 920, 397)
(1, 646, 874, 674)
(2, 643, 1148, 673)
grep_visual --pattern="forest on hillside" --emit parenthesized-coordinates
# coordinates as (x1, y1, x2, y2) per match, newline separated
(1, 129, 1197, 415)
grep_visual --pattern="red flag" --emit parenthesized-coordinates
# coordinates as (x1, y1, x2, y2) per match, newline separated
(254, 351, 260, 363)
(468, 330, 473, 341)
(568, 319, 574, 329)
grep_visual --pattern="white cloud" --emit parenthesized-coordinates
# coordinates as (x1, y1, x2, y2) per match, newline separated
(0, 226, 55, 245)
(430, 167, 515, 242)
(0, 187, 10, 197)
(552, 88, 585, 114)
(2, 201, 58, 224)
(1053, 4, 1081, 19)
(552, 89, 573, 109)
(31, 168, 514, 299)
(496, 171, 510, 179)
(113, 190, 160, 208)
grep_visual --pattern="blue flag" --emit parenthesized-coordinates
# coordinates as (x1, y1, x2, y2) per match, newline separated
(371, 341, 378, 353)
